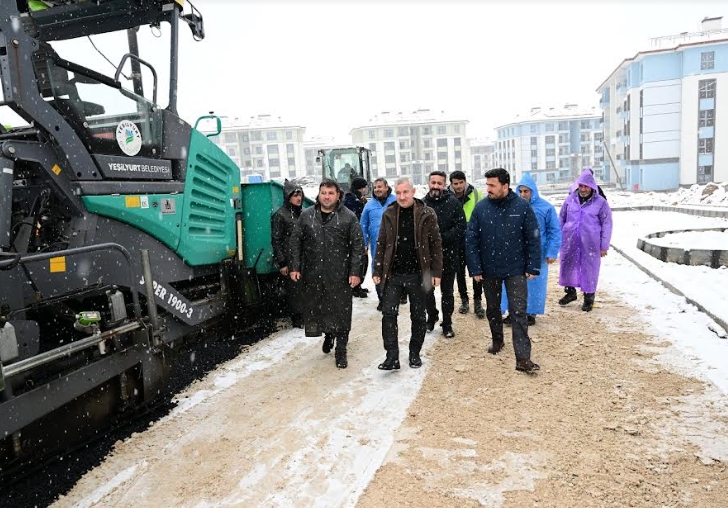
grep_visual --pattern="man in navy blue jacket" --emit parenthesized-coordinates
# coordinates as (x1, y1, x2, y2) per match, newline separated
(465, 168, 542, 373)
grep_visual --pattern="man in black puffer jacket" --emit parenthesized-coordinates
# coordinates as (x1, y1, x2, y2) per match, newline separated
(343, 177, 370, 298)
(466, 168, 542, 373)
(423, 170, 466, 339)
(271, 180, 304, 327)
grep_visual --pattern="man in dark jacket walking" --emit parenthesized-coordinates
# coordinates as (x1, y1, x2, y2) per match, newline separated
(448, 170, 484, 318)
(373, 177, 443, 370)
(423, 171, 466, 338)
(343, 177, 370, 298)
(466, 168, 542, 373)
(271, 180, 304, 327)
(290, 179, 364, 369)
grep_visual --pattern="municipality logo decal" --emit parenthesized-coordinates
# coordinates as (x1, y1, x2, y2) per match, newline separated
(116, 120, 143, 156)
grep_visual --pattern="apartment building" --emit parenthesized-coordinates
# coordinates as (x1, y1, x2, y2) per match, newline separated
(350, 109, 469, 184)
(597, 17, 728, 191)
(209, 114, 306, 181)
(494, 105, 602, 186)
(468, 138, 495, 181)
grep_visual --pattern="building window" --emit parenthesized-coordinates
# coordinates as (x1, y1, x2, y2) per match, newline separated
(545, 123, 554, 132)
(699, 110, 715, 127)
(531, 162, 538, 170)
(266, 131, 277, 141)
(438, 163, 448, 172)
(252, 131, 262, 141)
(698, 138, 714, 154)
(454, 137, 461, 147)
(531, 149, 538, 157)
(559, 147, 568, 155)
(558, 134, 569, 143)
(369, 130, 375, 139)
(530, 136, 537, 146)
(423, 139, 431, 148)
(368, 142, 376, 151)
(546, 173, 556, 183)
(530, 124, 537, 133)
(546, 148, 555, 156)
(267, 144, 279, 155)
(425, 152, 432, 161)
(242, 133, 249, 142)
(558, 121, 568, 130)
(455, 163, 462, 170)
(699, 79, 716, 99)
(422, 126, 432, 136)
(437, 125, 447, 135)
(701, 51, 715, 70)
(399, 140, 409, 150)
(545, 135, 554, 144)
(438, 151, 448, 160)
(546, 161, 555, 169)
(384, 154, 396, 164)
(400, 153, 410, 162)
(286, 130, 293, 141)
(243, 147, 250, 155)
(255, 145, 262, 155)
(580, 121, 591, 129)
(256, 159, 263, 168)
(384, 141, 395, 151)
(698, 165, 713, 184)
(454, 125, 460, 134)
(288, 157, 296, 167)
(384, 128, 394, 137)
(398, 127, 408, 136)
(437, 138, 448, 147)
(224, 133, 236, 143)
(226, 146, 237, 157)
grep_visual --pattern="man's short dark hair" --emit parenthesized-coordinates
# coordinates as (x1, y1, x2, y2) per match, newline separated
(319, 178, 341, 193)
(428, 170, 447, 181)
(484, 168, 510, 186)
(449, 170, 466, 182)
(374, 177, 388, 187)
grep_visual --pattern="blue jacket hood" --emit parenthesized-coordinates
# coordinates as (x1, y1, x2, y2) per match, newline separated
(516, 173, 540, 203)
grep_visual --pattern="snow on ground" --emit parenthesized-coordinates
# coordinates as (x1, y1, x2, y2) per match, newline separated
(606, 182, 728, 208)
(647, 229, 728, 249)
(53, 183, 728, 508)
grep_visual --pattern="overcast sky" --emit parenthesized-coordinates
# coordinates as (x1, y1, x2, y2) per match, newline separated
(47, 0, 728, 140)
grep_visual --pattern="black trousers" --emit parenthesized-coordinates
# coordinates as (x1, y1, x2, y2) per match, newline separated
(482, 275, 532, 361)
(381, 273, 428, 355)
(426, 266, 456, 327)
(456, 244, 482, 302)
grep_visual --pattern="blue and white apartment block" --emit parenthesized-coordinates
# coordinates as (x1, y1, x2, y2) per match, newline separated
(597, 17, 728, 191)
(494, 105, 603, 186)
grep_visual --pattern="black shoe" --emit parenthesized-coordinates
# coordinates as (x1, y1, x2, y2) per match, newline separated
(426, 315, 438, 332)
(335, 350, 348, 369)
(474, 302, 485, 319)
(458, 300, 469, 314)
(516, 359, 540, 373)
(527, 315, 536, 326)
(400, 294, 408, 305)
(409, 353, 422, 368)
(442, 326, 455, 339)
(322, 334, 334, 354)
(502, 314, 512, 326)
(559, 289, 578, 306)
(376, 301, 383, 312)
(487, 342, 504, 355)
(582, 293, 595, 312)
(378, 354, 401, 370)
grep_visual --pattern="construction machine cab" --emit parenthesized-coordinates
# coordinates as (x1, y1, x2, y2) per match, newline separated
(319, 146, 372, 193)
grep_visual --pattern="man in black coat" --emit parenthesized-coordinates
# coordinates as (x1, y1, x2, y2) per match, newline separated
(271, 180, 304, 327)
(423, 170, 466, 338)
(289, 179, 364, 369)
(465, 168, 542, 373)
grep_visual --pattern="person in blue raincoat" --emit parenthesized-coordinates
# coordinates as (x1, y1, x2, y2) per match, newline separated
(501, 173, 561, 325)
(360, 177, 396, 309)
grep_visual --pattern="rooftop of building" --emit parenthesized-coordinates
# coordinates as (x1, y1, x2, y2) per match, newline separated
(218, 114, 305, 131)
(349, 109, 469, 132)
(496, 104, 601, 129)
(597, 16, 728, 91)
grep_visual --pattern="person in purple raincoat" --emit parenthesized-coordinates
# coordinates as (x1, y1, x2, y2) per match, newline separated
(558, 169, 613, 312)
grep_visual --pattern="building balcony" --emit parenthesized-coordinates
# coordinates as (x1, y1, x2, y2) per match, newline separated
(616, 81, 628, 95)
(617, 109, 628, 120)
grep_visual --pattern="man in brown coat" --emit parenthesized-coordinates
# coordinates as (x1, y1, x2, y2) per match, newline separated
(373, 176, 443, 370)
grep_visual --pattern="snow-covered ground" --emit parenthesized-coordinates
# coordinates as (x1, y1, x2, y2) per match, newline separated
(52, 183, 728, 508)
